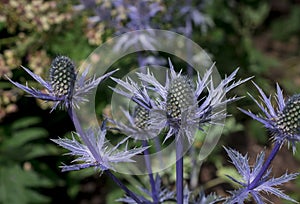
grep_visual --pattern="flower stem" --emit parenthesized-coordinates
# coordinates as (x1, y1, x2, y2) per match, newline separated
(248, 141, 281, 190)
(104, 170, 145, 204)
(68, 108, 101, 163)
(142, 141, 159, 203)
(176, 136, 184, 204)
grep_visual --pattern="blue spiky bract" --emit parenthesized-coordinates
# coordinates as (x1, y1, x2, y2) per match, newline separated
(224, 147, 299, 204)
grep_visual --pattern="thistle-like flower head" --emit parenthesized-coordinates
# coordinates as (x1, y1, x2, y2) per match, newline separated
(239, 83, 300, 152)
(140, 60, 250, 143)
(109, 73, 162, 140)
(166, 75, 196, 121)
(7, 56, 116, 111)
(112, 59, 250, 143)
(50, 56, 76, 97)
(134, 105, 151, 129)
(110, 104, 160, 140)
(224, 147, 298, 204)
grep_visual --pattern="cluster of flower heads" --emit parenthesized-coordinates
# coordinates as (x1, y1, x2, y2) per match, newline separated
(6, 56, 148, 173)
(7, 55, 300, 203)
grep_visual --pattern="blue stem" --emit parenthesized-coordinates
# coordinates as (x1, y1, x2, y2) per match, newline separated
(142, 141, 159, 203)
(104, 170, 146, 204)
(176, 137, 184, 204)
(67, 108, 144, 204)
(248, 141, 282, 190)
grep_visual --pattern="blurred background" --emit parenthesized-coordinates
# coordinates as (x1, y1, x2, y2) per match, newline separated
(1, 0, 300, 203)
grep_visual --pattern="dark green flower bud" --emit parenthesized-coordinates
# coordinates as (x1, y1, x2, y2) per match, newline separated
(50, 56, 76, 97)
(277, 94, 300, 135)
(166, 76, 195, 120)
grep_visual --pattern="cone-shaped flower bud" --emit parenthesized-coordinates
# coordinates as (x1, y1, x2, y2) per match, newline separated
(134, 105, 150, 129)
(277, 94, 300, 135)
(166, 76, 195, 120)
(50, 56, 76, 97)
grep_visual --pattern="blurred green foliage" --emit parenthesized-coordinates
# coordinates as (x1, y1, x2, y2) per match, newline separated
(0, 0, 300, 203)
(0, 117, 56, 203)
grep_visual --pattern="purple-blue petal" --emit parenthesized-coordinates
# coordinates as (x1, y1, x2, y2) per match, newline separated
(276, 83, 285, 111)
(252, 82, 276, 117)
(21, 66, 53, 91)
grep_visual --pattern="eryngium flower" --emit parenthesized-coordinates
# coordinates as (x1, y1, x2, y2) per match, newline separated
(112, 60, 250, 143)
(7, 56, 116, 111)
(110, 76, 161, 140)
(276, 94, 300, 135)
(224, 147, 298, 204)
(239, 83, 300, 152)
(51, 127, 148, 172)
(138, 60, 250, 143)
(166, 76, 196, 120)
(50, 56, 76, 97)
(109, 105, 160, 140)
(134, 105, 150, 129)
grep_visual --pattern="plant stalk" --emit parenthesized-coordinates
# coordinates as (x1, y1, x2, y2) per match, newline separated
(176, 136, 184, 204)
(142, 140, 159, 203)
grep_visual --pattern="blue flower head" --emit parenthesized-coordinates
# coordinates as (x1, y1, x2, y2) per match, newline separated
(239, 83, 300, 152)
(112, 59, 250, 143)
(109, 104, 160, 141)
(7, 56, 116, 111)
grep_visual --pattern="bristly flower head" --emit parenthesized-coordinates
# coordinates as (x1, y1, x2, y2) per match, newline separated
(109, 104, 160, 140)
(166, 75, 196, 121)
(239, 82, 300, 152)
(51, 126, 148, 172)
(224, 147, 298, 204)
(139, 60, 250, 143)
(112, 59, 250, 143)
(50, 56, 76, 97)
(6, 56, 116, 111)
(109, 75, 160, 140)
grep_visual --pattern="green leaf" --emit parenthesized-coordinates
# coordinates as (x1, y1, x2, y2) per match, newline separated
(0, 164, 53, 204)
(48, 17, 94, 61)
(24, 144, 60, 159)
(4, 128, 48, 148)
(11, 117, 41, 130)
